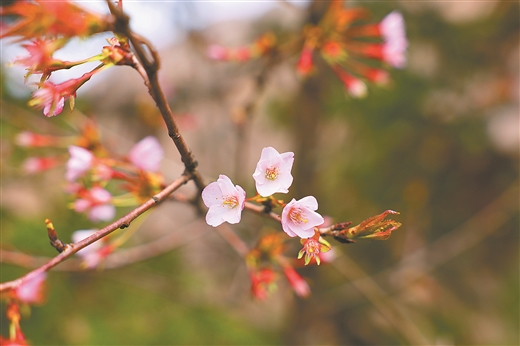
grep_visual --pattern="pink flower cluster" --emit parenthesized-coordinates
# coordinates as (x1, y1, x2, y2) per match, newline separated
(65, 136, 164, 223)
(202, 147, 324, 239)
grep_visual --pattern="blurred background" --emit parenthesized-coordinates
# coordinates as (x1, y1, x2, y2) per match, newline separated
(1, 0, 518, 345)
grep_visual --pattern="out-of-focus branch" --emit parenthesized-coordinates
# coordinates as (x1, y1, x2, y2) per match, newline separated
(106, 0, 205, 192)
(0, 174, 190, 293)
(1, 219, 209, 271)
(215, 224, 250, 257)
(331, 255, 432, 345)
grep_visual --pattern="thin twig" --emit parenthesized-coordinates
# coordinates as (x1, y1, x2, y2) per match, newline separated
(215, 224, 250, 257)
(331, 255, 432, 345)
(0, 174, 190, 293)
(1, 219, 208, 271)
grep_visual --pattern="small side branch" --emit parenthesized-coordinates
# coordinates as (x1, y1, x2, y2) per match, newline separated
(0, 174, 190, 293)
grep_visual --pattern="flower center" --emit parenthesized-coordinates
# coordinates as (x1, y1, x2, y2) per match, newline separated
(222, 195, 239, 209)
(265, 166, 279, 180)
(289, 207, 308, 225)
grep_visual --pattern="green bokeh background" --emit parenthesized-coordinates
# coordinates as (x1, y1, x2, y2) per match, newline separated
(1, 1, 518, 345)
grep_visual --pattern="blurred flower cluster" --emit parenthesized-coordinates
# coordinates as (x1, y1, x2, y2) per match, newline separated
(1, 0, 134, 116)
(206, 0, 407, 98)
(16, 120, 165, 223)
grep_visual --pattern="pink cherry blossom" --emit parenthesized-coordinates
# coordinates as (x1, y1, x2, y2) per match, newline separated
(66, 146, 93, 182)
(202, 174, 246, 227)
(382, 37, 407, 69)
(73, 187, 115, 222)
(13, 272, 47, 304)
(29, 82, 66, 117)
(128, 136, 164, 172)
(380, 11, 406, 43)
(252, 147, 294, 197)
(281, 196, 324, 238)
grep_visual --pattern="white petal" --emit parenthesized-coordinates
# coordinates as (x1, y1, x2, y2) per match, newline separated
(222, 208, 242, 224)
(217, 175, 236, 196)
(202, 181, 223, 208)
(89, 204, 116, 222)
(298, 196, 319, 211)
(206, 205, 227, 227)
(128, 136, 164, 172)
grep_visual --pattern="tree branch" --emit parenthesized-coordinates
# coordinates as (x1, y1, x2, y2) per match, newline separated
(106, 0, 205, 192)
(0, 174, 190, 293)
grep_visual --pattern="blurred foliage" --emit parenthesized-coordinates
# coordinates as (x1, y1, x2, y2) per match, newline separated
(1, 0, 519, 345)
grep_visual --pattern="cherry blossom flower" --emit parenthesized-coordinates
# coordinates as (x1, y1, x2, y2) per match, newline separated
(281, 196, 324, 238)
(380, 11, 406, 43)
(282, 266, 310, 298)
(298, 233, 332, 266)
(382, 38, 407, 69)
(252, 147, 294, 197)
(28, 71, 96, 117)
(66, 146, 93, 182)
(73, 187, 115, 222)
(201, 175, 246, 227)
(29, 82, 66, 117)
(12, 272, 46, 304)
(128, 136, 164, 172)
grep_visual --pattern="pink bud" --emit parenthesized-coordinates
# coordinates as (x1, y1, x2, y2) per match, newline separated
(283, 266, 310, 298)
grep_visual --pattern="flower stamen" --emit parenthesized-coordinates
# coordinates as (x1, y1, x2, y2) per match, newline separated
(289, 207, 308, 224)
(223, 195, 239, 209)
(265, 166, 279, 180)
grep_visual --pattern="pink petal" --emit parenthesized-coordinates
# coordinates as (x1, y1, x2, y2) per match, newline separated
(206, 204, 228, 227)
(380, 11, 405, 42)
(72, 229, 101, 258)
(128, 136, 164, 172)
(253, 147, 294, 197)
(298, 196, 319, 210)
(90, 187, 112, 203)
(15, 272, 46, 304)
(43, 96, 65, 117)
(221, 200, 244, 224)
(66, 146, 93, 182)
(216, 174, 237, 197)
(73, 199, 91, 213)
(88, 204, 115, 222)
(202, 181, 223, 208)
